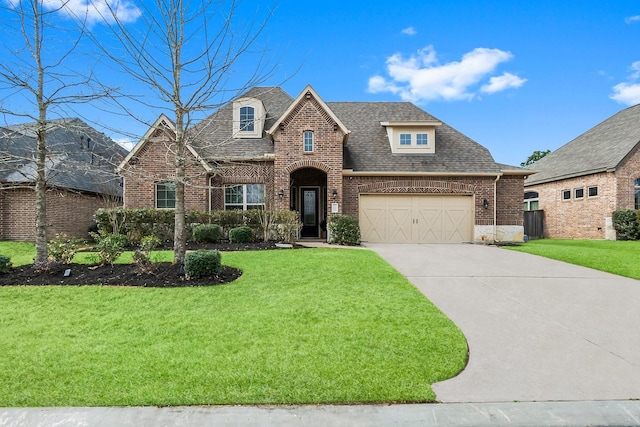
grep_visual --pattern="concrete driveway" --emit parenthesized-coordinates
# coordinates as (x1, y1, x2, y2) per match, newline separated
(365, 243, 640, 403)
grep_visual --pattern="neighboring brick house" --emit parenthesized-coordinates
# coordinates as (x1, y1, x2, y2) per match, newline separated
(0, 118, 127, 240)
(119, 86, 529, 243)
(525, 104, 640, 239)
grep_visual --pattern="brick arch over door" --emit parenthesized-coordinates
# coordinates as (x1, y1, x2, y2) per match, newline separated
(357, 180, 477, 194)
(286, 159, 331, 174)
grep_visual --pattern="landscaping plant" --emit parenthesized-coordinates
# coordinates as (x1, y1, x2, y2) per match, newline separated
(328, 215, 361, 245)
(229, 226, 253, 243)
(47, 233, 81, 264)
(0, 255, 11, 273)
(184, 249, 222, 279)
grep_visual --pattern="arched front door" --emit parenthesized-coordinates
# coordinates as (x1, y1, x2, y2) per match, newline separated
(290, 168, 327, 239)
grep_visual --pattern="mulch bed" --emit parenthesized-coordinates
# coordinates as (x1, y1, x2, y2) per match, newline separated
(0, 241, 298, 288)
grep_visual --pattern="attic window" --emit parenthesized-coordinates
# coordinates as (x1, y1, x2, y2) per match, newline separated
(233, 97, 265, 138)
(381, 121, 441, 154)
(240, 106, 255, 132)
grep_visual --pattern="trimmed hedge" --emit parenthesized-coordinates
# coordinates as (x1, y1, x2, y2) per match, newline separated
(192, 224, 222, 243)
(328, 215, 361, 246)
(184, 250, 222, 278)
(229, 226, 254, 243)
(95, 208, 264, 242)
(612, 210, 640, 240)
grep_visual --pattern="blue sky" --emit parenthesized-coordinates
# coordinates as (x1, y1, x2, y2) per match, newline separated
(2, 0, 640, 166)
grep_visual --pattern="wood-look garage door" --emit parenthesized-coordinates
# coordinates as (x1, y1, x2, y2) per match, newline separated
(359, 195, 473, 243)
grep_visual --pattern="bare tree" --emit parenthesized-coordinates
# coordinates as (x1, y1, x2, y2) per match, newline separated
(0, 0, 113, 269)
(92, 0, 276, 264)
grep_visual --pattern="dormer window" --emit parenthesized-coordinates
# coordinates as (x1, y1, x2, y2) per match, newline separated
(240, 106, 255, 132)
(381, 121, 441, 154)
(233, 97, 265, 138)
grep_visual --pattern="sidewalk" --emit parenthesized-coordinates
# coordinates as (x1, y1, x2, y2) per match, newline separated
(3, 401, 640, 426)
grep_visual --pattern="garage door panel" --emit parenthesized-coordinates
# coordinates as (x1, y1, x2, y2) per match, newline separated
(387, 207, 412, 243)
(361, 207, 386, 242)
(360, 195, 472, 243)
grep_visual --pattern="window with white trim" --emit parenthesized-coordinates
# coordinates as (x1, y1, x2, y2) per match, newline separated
(562, 189, 571, 200)
(588, 186, 598, 197)
(523, 191, 539, 211)
(303, 131, 314, 152)
(416, 133, 428, 145)
(224, 184, 265, 210)
(156, 182, 176, 209)
(240, 106, 254, 132)
(400, 134, 411, 145)
(575, 187, 584, 199)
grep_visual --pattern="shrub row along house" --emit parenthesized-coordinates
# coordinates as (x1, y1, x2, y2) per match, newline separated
(0, 118, 127, 240)
(525, 104, 640, 239)
(119, 85, 529, 243)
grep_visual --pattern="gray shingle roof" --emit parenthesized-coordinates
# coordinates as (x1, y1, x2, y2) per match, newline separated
(189, 87, 293, 160)
(328, 102, 500, 174)
(526, 104, 640, 186)
(188, 86, 503, 174)
(0, 118, 127, 195)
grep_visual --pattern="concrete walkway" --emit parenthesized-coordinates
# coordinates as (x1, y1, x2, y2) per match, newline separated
(365, 243, 640, 403)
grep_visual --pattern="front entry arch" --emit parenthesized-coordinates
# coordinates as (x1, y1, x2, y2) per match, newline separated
(290, 168, 327, 238)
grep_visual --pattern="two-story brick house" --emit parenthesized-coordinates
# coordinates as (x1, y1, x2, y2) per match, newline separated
(119, 85, 529, 243)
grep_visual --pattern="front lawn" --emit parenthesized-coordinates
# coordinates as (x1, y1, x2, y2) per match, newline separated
(0, 247, 467, 407)
(508, 239, 640, 279)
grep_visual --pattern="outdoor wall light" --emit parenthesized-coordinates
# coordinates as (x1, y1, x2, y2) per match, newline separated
(482, 199, 489, 209)
(332, 189, 338, 199)
(278, 189, 284, 199)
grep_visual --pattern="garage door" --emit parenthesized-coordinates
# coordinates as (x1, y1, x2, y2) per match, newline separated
(359, 195, 473, 243)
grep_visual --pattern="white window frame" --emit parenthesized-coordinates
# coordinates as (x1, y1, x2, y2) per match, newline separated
(156, 182, 176, 209)
(399, 133, 412, 146)
(416, 133, 428, 146)
(224, 184, 265, 210)
(588, 186, 598, 198)
(562, 189, 571, 201)
(232, 97, 265, 138)
(239, 106, 255, 132)
(303, 131, 314, 152)
(574, 187, 584, 199)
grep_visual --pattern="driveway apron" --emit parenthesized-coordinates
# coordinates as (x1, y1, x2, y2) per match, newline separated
(365, 243, 640, 403)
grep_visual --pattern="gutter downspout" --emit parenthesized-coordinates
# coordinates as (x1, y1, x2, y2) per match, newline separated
(494, 174, 501, 243)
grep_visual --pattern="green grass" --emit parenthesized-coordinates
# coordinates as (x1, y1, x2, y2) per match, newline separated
(0, 247, 467, 407)
(508, 239, 640, 279)
(0, 241, 36, 266)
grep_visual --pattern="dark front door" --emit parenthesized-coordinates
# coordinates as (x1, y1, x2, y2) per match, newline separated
(301, 188, 319, 238)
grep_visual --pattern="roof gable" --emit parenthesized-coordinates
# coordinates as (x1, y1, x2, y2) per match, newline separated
(267, 85, 350, 142)
(526, 104, 640, 185)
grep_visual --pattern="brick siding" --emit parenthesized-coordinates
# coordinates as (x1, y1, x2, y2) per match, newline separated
(120, 137, 209, 210)
(1, 187, 117, 241)
(527, 172, 616, 239)
(271, 91, 344, 220)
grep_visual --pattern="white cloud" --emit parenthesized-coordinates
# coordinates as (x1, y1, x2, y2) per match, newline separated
(401, 26, 417, 36)
(625, 15, 640, 24)
(610, 61, 640, 106)
(610, 83, 640, 105)
(10, 0, 141, 25)
(367, 45, 525, 102)
(481, 72, 527, 94)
